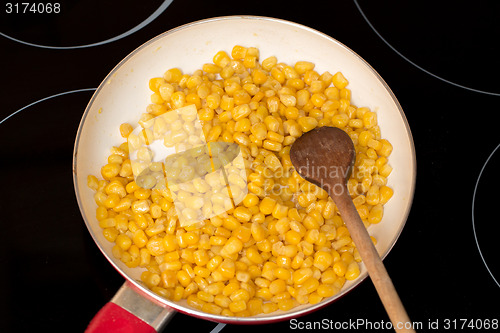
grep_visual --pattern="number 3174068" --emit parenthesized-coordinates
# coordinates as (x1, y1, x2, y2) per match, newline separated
(6, 3, 61, 14)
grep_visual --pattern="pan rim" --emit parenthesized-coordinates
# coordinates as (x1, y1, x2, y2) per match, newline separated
(72, 14, 416, 324)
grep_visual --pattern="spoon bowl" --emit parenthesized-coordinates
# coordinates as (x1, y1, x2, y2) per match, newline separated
(290, 126, 355, 193)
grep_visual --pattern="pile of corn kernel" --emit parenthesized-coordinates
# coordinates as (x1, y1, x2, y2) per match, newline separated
(87, 45, 394, 316)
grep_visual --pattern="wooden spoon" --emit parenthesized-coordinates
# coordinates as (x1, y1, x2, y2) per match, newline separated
(290, 126, 415, 333)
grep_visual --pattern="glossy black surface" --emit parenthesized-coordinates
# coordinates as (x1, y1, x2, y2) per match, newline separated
(1, 1, 500, 332)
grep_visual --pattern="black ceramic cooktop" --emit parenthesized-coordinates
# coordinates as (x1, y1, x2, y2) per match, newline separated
(1, 1, 500, 332)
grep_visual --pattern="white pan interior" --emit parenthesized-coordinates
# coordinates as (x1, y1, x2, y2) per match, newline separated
(73, 16, 416, 323)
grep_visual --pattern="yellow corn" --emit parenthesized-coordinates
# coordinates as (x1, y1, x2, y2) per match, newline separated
(90, 45, 396, 317)
(232, 104, 252, 121)
(377, 139, 393, 157)
(221, 237, 243, 256)
(231, 45, 247, 60)
(213, 50, 231, 67)
(345, 262, 360, 280)
(202, 63, 221, 74)
(262, 140, 282, 152)
(297, 117, 318, 132)
(229, 300, 247, 313)
(116, 234, 132, 251)
(332, 72, 349, 89)
(259, 197, 276, 215)
(294, 61, 315, 74)
(379, 185, 393, 204)
(368, 204, 384, 224)
(379, 164, 393, 178)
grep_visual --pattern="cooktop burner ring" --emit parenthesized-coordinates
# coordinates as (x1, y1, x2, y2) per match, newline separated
(0, 88, 96, 125)
(0, 0, 173, 50)
(353, 0, 500, 97)
(472, 142, 500, 289)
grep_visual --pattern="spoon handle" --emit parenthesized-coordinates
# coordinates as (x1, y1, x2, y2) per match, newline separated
(332, 185, 415, 333)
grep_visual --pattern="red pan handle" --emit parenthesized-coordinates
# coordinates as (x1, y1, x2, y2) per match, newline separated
(86, 282, 176, 333)
(87, 302, 157, 333)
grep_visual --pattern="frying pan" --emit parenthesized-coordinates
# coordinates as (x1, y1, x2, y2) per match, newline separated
(73, 16, 416, 332)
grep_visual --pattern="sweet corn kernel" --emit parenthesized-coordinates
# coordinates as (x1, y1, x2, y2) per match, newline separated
(231, 45, 247, 60)
(332, 72, 349, 89)
(229, 300, 247, 313)
(297, 117, 318, 132)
